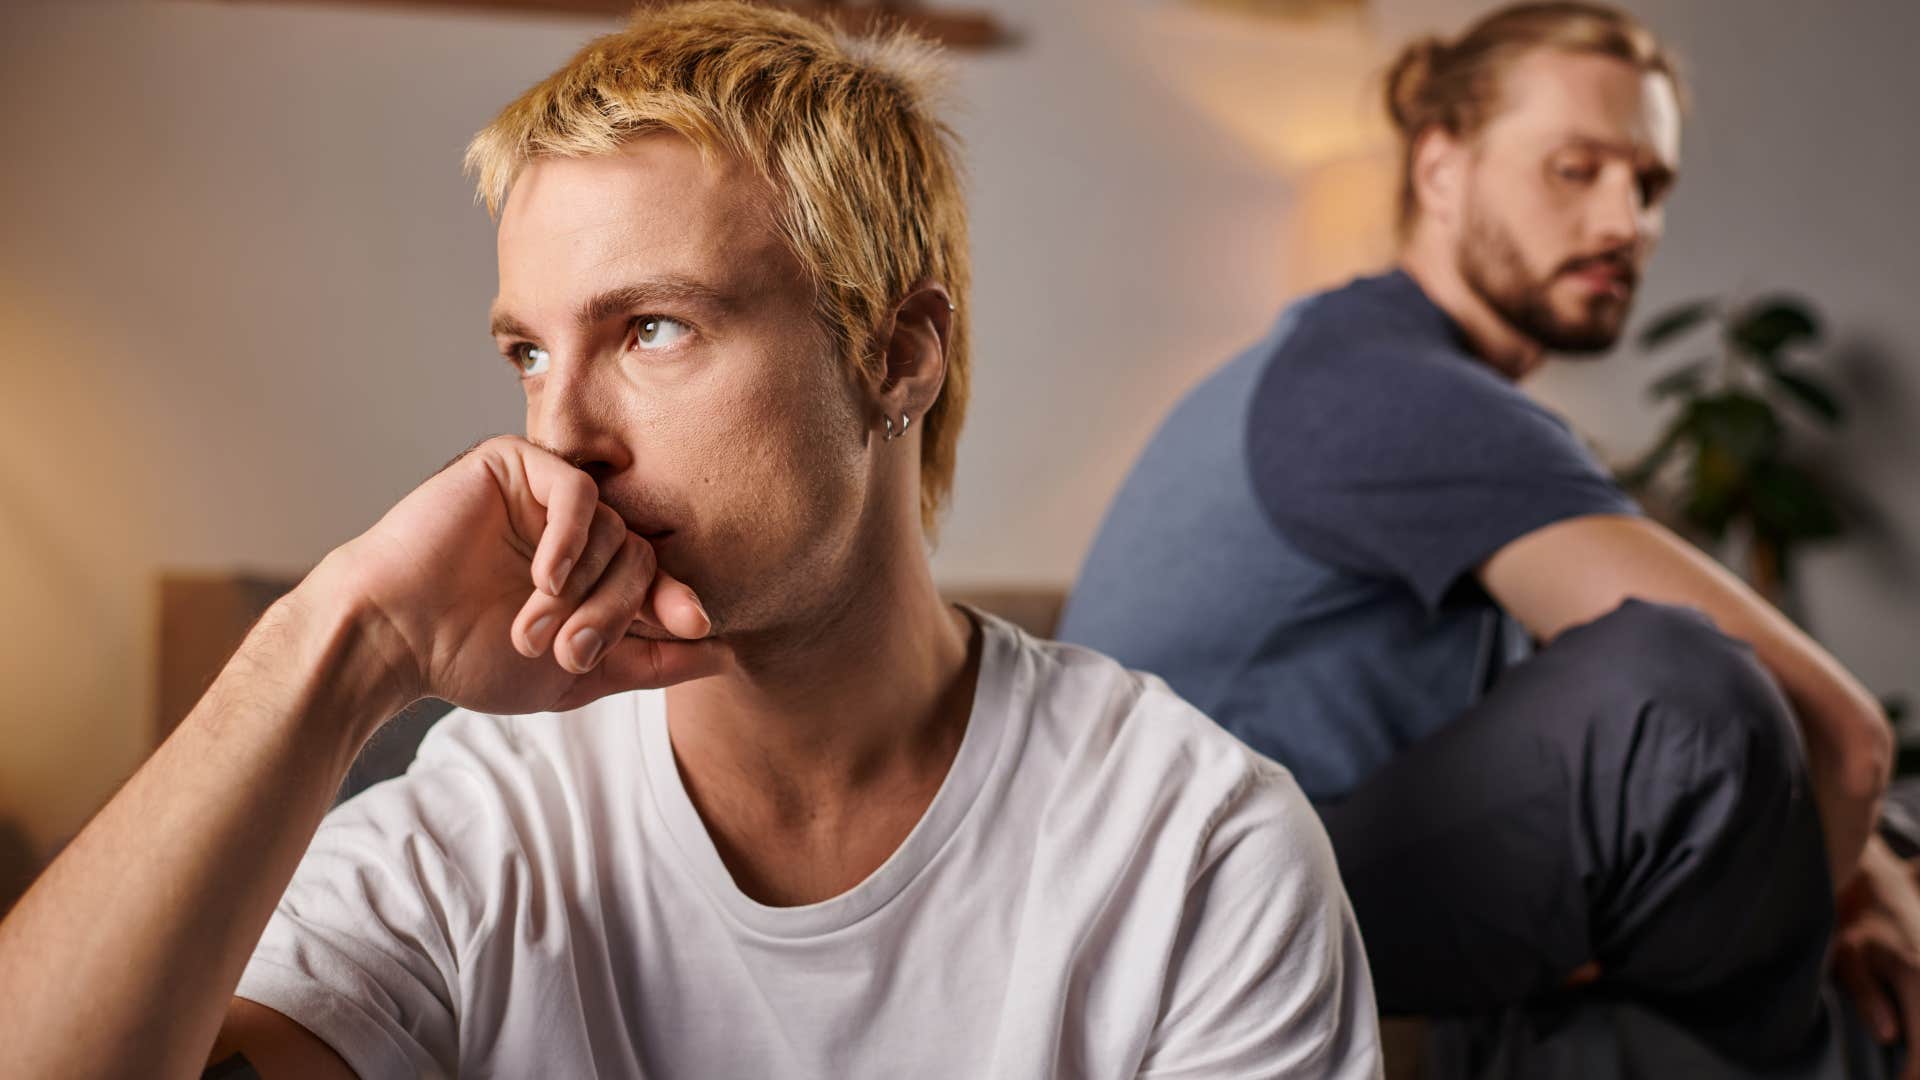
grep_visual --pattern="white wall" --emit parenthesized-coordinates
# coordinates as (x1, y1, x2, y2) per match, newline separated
(2, 0, 1914, 856)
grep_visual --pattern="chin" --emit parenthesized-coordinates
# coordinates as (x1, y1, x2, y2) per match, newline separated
(1543, 324, 1625, 355)
(1538, 296, 1630, 354)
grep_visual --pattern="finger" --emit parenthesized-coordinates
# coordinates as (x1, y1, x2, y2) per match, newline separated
(530, 466, 600, 596)
(1864, 942, 1920, 1062)
(1837, 943, 1899, 1043)
(553, 533, 656, 673)
(551, 636, 730, 709)
(513, 505, 633, 658)
(641, 564, 712, 640)
(1883, 957, 1920, 1080)
(485, 436, 598, 596)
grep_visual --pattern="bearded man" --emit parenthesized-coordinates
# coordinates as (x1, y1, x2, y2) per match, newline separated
(1063, 2, 1917, 1075)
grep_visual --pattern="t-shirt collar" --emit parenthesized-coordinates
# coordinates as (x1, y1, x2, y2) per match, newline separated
(637, 606, 1015, 939)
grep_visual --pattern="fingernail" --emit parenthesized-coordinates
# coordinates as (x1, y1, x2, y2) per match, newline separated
(547, 558, 574, 597)
(528, 614, 553, 646)
(571, 627, 603, 669)
(687, 594, 711, 638)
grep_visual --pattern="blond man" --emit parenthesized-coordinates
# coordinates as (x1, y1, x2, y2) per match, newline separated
(0, 3, 1381, 1077)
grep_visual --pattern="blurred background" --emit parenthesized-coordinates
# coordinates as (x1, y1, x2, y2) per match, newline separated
(2, 0, 1916, 902)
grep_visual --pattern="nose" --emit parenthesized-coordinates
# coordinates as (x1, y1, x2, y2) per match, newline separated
(526, 357, 631, 485)
(1590, 166, 1652, 251)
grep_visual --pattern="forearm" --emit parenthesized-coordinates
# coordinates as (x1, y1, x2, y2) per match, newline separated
(1783, 663, 1892, 885)
(0, 560, 412, 1078)
(1682, 565, 1890, 877)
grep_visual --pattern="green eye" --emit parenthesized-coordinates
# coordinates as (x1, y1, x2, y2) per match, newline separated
(508, 343, 550, 376)
(634, 316, 691, 351)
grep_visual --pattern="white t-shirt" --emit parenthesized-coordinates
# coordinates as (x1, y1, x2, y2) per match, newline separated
(238, 610, 1381, 1079)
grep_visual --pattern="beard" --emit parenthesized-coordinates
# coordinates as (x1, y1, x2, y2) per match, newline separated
(1456, 197, 1639, 355)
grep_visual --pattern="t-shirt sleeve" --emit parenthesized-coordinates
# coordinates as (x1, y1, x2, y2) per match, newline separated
(1247, 343, 1638, 612)
(1138, 759, 1383, 1079)
(234, 724, 499, 1080)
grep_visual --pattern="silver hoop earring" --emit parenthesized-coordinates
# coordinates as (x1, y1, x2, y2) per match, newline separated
(883, 415, 897, 441)
(899, 411, 911, 435)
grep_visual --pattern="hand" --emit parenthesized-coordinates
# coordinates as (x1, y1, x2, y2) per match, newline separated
(316, 435, 727, 722)
(1834, 835, 1920, 1076)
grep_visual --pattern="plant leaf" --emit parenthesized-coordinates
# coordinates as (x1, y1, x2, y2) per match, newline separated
(1693, 392, 1783, 464)
(1617, 412, 1691, 489)
(1684, 440, 1746, 540)
(1768, 368, 1845, 425)
(1749, 459, 1844, 542)
(1732, 296, 1821, 362)
(1637, 300, 1717, 351)
(1647, 359, 1711, 401)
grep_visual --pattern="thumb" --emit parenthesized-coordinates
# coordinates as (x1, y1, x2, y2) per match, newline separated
(550, 636, 730, 711)
(642, 565, 713, 641)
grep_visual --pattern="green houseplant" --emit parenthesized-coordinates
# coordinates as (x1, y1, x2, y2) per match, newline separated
(1621, 296, 1914, 765)
(1617, 293, 1847, 605)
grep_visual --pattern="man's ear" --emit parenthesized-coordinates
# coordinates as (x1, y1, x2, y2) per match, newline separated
(1411, 126, 1468, 231)
(873, 280, 953, 439)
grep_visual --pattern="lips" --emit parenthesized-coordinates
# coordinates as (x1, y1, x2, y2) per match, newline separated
(1565, 264, 1635, 298)
(598, 490, 679, 547)
(612, 515, 674, 549)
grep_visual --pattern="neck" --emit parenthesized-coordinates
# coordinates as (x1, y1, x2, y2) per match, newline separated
(663, 514, 976, 813)
(1398, 228, 1546, 381)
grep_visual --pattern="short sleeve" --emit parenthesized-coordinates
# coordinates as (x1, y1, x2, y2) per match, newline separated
(1247, 342, 1638, 612)
(1139, 760, 1383, 1078)
(235, 725, 500, 1080)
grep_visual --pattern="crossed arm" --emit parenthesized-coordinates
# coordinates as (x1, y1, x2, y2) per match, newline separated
(1480, 512, 1892, 885)
(1481, 511, 1920, 1058)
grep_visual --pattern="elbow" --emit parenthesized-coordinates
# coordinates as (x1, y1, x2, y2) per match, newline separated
(1836, 712, 1895, 806)
(1802, 698, 1894, 808)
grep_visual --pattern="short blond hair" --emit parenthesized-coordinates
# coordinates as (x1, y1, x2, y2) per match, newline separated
(1384, 1, 1686, 237)
(465, 0, 971, 534)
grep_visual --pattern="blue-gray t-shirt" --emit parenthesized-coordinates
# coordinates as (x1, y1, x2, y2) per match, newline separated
(1057, 269, 1637, 802)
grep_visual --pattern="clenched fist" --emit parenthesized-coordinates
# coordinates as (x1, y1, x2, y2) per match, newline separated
(316, 435, 727, 722)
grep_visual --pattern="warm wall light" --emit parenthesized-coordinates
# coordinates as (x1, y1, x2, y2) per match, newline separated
(1109, 0, 1399, 292)
(1122, 0, 1390, 174)
(1284, 150, 1397, 294)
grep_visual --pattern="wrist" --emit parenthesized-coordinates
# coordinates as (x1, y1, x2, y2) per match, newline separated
(268, 551, 423, 749)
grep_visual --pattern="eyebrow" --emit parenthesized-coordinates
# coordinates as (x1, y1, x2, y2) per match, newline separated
(1561, 134, 1676, 171)
(488, 277, 733, 340)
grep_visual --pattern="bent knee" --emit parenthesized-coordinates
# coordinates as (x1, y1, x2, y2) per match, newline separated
(1553, 599, 1799, 768)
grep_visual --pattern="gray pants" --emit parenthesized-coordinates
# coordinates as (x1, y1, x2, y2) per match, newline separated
(1319, 599, 1857, 1073)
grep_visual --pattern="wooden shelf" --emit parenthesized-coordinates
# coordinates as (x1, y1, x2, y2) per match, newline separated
(200, 0, 1015, 50)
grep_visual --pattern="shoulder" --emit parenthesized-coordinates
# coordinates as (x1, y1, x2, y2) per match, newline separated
(1251, 329, 1548, 472)
(1008, 623, 1324, 869)
(1244, 286, 1605, 507)
(1004, 624, 1373, 1068)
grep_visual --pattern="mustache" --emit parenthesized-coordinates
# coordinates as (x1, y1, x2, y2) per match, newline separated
(1556, 249, 1641, 287)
